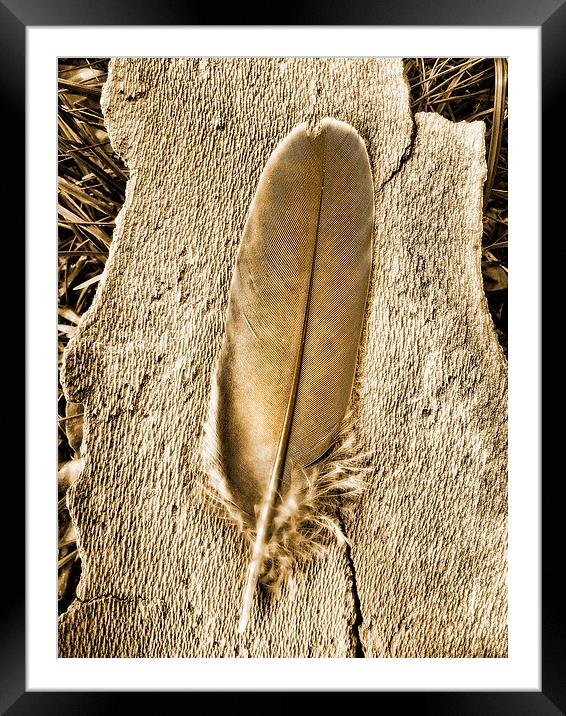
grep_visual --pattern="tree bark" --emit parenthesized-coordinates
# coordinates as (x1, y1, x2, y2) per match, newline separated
(59, 58, 507, 658)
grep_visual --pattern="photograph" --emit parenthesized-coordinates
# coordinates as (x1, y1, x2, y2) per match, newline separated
(57, 56, 508, 659)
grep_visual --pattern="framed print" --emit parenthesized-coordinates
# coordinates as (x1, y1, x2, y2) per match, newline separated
(9, 0, 559, 711)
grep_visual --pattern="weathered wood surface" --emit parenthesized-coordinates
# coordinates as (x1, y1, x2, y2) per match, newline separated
(59, 58, 507, 658)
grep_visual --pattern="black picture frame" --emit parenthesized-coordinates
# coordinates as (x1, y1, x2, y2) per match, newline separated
(10, 0, 557, 712)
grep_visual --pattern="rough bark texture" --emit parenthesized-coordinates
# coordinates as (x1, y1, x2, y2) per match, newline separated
(59, 58, 507, 658)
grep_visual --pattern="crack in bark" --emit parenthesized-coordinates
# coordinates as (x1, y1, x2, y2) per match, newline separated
(338, 514, 365, 657)
(377, 115, 418, 193)
(74, 593, 140, 607)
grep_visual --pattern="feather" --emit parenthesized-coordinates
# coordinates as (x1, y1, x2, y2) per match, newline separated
(202, 117, 374, 633)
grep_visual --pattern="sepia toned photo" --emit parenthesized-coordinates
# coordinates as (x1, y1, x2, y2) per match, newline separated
(57, 57, 508, 659)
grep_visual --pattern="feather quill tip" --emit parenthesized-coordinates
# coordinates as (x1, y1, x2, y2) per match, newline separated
(238, 574, 256, 633)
